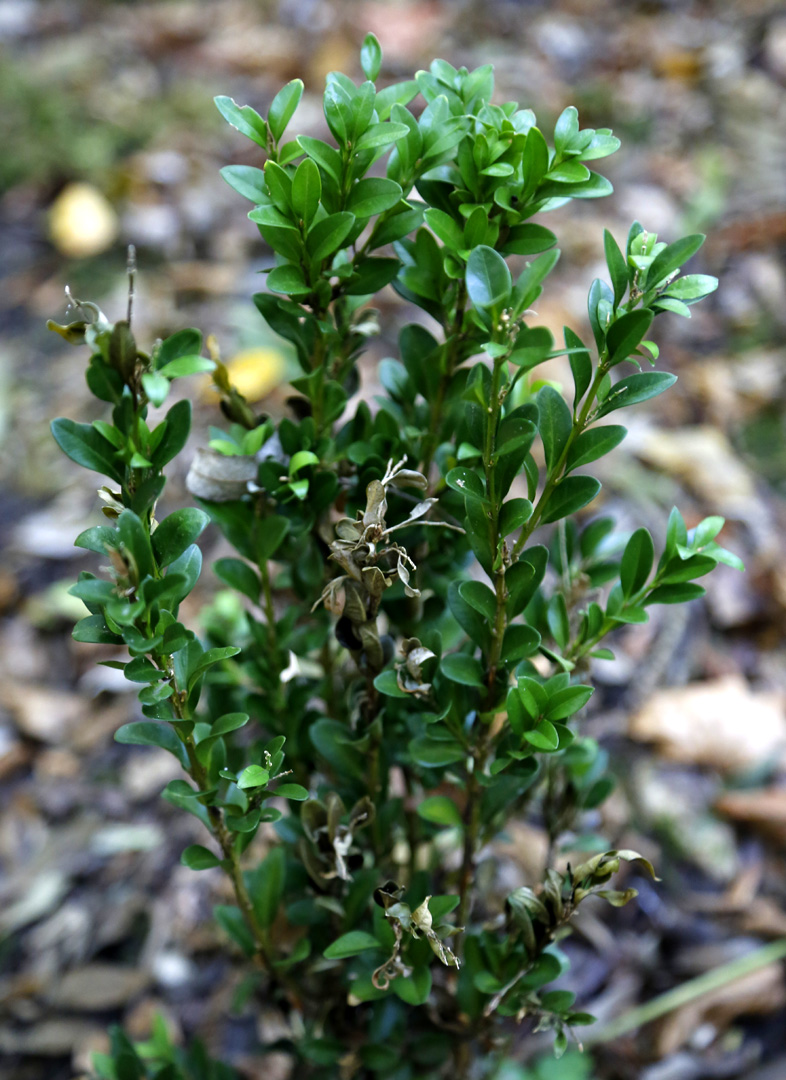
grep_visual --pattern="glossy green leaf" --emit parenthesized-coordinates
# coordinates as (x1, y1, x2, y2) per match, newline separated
(152, 508, 209, 568)
(268, 79, 304, 143)
(606, 309, 654, 367)
(291, 157, 321, 228)
(647, 233, 705, 288)
(597, 371, 677, 417)
(458, 580, 496, 622)
(347, 177, 403, 218)
(214, 95, 267, 147)
(537, 386, 572, 473)
(360, 32, 382, 82)
(620, 527, 654, 596)
(466, 245, 511, 310)
(603, 228, 629, 307)
(442, 652, 486, 688)
(565, 425, 626, 472)
(51, 419, 123, 483)
(541, 476, 601, 524)
(220, 164, 268, 203)
(181, 844, 221, 870)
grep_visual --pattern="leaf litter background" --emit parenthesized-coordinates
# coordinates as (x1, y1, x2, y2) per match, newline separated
(0, 1, 785, 1078)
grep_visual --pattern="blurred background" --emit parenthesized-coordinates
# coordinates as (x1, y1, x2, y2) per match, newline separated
(1, 1, 785, 1078)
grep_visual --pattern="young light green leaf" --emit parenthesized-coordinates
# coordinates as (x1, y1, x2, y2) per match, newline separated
(647, 233, 705, 288)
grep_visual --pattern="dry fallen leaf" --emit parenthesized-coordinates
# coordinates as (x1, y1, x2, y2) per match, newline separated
(629, 676, 786, 772)
(654, 961, 786, 1057)
(630, 425, 760, 519)
(715, 787, 786, 846)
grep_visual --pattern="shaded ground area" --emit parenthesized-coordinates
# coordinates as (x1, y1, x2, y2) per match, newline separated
(1, 1, 785, 1078)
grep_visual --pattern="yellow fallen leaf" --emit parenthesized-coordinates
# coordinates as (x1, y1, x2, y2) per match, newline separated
(48, 183, 118, 258)
(200, 347, 285, 404)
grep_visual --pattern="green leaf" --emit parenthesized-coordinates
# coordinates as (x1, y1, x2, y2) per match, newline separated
(606, 309, 654, 367)
(409, 736, 466, 768)
(566, 327, 592, 408)
(541, 476, 601, 524)
(252, 846, 285, 929)
(445, 466, 486, 502)
(267, 264, 312, 297)
(524, 719, 559, 751)
(603, 229, 629, 307)
(74, 525, 116, 555)
(360, 32, 382, 82)
(158, 355, 215, 379)
(501, 624, 541, 662)
(72, 614, 123, 645)
(597, 371, 677, 416)
(547, 594, 570, 649)
(373, 669, 409, 698)
(417, 796, 462, 828)
(237, 765, 270, 790)
(214, 95, 268, 147)
(220, 164, 269, 203)
(647, 233, 705, 288)
(152, 508, 209, 568)
(663, 273, 718, 302)
(187, 646, 241, 690)
(554, 106, 579, 155)
(545, 685, 593, 721)
(424, 207, 464, 251)
(448, 581, 491, 650)
(268, 79, 304, 143)
(141, 372, 170, 408)
(257, 516, 290, 560)
(466, 245, 511, 310)
(565, 425, 626, 472)
(458, 581, 497, 623)
(499, 223, 557, 256)
(297, 135, 343, 183)
(442, 652, 486, 688)
(537, 386, 572, 473)
(181, 844, 221, 870)
(324, 931, 382, 960)
(356, 121, 410, 152)
(307, 212, 356, 262)
(214, 904, 255, 956)
(345, 257, 401, 296)
(51, 419, 122, 483)
(499, 498, 534, 536)
(291, 157, 321, 228)
(645, 583, 706, 605)
(151, 399, 191, 469)
(347, 177, 403, 218)
(513, 249, 560, 310)
(620, 527, 654, 596)
(392, 966, 432, 1006)
(115, 721, 185, 765)
(156, 329, 203, 369)
(274, 783, 309, 801)
(214, 557, 260, 603)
